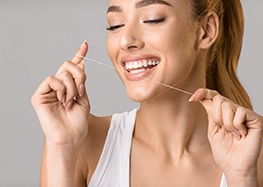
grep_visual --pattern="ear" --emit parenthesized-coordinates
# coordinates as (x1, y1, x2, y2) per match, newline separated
(197, 11, 219, 49)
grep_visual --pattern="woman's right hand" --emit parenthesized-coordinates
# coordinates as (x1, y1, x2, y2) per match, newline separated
(31, 41, 90, 151)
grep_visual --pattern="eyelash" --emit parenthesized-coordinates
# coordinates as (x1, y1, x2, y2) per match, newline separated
(143, 18, 165, 24)
(106, 18, 165, 31)
(106, 24, 125, 31)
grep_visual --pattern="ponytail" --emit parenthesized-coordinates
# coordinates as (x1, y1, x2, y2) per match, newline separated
(192, 0, 253, 109)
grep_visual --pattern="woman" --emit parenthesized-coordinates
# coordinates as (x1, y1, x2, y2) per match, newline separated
(31, 0, 263, 186)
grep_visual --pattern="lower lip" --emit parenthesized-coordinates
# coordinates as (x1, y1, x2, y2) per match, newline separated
(124, 66, 157, 81)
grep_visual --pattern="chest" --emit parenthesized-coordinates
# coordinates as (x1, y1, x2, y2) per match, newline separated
(130, 142, 222, 187)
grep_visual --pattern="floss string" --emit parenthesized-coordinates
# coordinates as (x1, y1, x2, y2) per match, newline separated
(78, 56, 193, 96)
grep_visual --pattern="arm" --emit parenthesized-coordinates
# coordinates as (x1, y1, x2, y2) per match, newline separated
(257, 143, 263, 186)
(40, 114, 112, 187)
(40, 142, 47, 187)
(40, 141, 87, 187)
(225, 142, 263, 186)
(32, 41, 90, 187)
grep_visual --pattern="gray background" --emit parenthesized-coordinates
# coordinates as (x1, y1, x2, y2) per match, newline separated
(0, 0, 262, 186)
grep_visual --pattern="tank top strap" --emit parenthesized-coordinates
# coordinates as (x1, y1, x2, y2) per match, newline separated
(220, 173, 228, 187)
(88, 108, 138, 187)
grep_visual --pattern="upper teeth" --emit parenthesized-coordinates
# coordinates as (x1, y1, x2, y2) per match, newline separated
(125, 60, 160, 70)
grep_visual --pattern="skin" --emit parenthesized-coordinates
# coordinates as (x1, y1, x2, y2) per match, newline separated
(31, 0, 263, 186)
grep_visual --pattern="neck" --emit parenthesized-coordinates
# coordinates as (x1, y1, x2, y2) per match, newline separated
(134, 91, 209, 161)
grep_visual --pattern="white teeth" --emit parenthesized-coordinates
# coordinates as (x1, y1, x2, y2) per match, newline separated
(138, 61, 143, 68)
(134, 61, 138, 68)
(143, 60, 148, 67)
(129, 69, 146, 75)
(125, 60, 160, 71)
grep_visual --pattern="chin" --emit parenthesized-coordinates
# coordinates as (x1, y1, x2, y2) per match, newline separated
(125, 86, 151, 102)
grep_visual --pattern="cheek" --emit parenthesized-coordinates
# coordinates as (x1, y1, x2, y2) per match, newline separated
(171, 28, 196, 51)
(149, 22, 196, 55)
(106, 35, 118, 63)
(106, 35, 125, 81)
(160, 26, 199, 80)
(167, 26, 198, 62)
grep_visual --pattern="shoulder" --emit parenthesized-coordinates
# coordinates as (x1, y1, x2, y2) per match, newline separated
(258, 141, 263, 185)
(87, 114, 112, 144)
(76, 114, 112, 184)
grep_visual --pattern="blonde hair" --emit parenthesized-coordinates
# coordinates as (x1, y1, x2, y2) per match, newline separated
(192, 0, 253, 109)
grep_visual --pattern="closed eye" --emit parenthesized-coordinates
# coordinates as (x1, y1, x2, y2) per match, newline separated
(143, 18, 165, 24)
(106, 24, 125, 31)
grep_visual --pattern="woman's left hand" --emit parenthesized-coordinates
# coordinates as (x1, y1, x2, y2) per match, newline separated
(190, 88, 263, 183)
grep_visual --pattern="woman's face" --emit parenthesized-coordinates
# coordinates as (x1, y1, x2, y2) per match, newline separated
(106, 0, 203, 102)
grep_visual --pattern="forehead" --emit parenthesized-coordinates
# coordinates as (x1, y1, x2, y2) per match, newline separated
(109, 0, 172, 5)
(107, 0, 192, 13)
(108, 0, 191, 8)
(108, 0, 171, 13)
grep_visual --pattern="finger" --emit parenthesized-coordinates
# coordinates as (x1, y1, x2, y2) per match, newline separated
(55, 61, 87, 94)
(56, 60, 82, 76)
(189, 88, 218, 114)
(222, 102, 239, 133)
(192, 91, 217, 116)
(74, 83, 90, 111)
(189, 88, 219, 102)
(210, 95, 225, 126)
(199, 98, 222, 139)
(56, 71, 78, 106)
(233, 107, 250, 137)
(33, 76, 66, 105)
(71, 40, 88, 66)
(190, 89, 225, 138)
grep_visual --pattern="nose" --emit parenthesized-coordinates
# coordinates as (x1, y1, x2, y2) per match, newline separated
(120, 24, 144, 51)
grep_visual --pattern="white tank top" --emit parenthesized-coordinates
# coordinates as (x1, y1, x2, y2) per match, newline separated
(88, 108, 228, 187)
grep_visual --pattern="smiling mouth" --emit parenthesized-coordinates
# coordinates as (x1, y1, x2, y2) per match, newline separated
(124, 59, 160, 75)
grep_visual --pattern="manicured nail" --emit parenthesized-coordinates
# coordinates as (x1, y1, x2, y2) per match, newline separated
(78, 83, 84, 97)
(62, 95, 66, 105)
(81, 39, 88, 46)
(189, 93, 197, 102)
(231, 131, 241, 140)
(239, 130, 246, 138)
(66, 101, 74, 110)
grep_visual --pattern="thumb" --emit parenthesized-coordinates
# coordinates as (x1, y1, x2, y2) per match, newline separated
(199, 99, 219, 137)
(189, 88, 219, 135)
(189, 88, 218, 114)
(72, 40, 89, 67)
(199, 99, 213, 115)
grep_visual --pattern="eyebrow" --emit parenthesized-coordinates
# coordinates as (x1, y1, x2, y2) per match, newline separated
(135, 0, 172, 8)
(107, 0, 172, 13)
(107, 5, 122, 13)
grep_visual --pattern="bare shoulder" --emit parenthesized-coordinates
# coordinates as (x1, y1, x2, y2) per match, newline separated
(76, 114, 112, 185)
(258, 142, 263, 185)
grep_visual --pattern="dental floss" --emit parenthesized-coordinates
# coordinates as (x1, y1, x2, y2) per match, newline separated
(77, 55, 193, 96)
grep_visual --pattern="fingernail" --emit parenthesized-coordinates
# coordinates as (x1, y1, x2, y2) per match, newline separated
(81, 39, 88, 46)
(231, 131, 241, 140)
(78, 83, 84, 97)
(62, 95, 66, 105)
(66, 101, 74, 110)
(239, 130, 246, 138)
(189, 93, 197, 102)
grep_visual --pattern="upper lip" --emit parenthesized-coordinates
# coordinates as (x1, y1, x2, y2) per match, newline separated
(121, 54, 161, 66)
